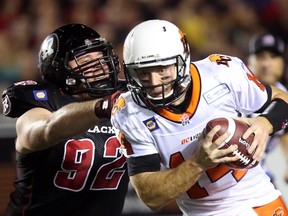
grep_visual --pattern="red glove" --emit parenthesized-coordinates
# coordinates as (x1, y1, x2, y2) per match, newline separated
(94, 91, 123, 119)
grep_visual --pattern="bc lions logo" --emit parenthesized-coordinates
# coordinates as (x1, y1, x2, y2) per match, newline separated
(112, 96, 126, 115)
(209, 54, 231, 67)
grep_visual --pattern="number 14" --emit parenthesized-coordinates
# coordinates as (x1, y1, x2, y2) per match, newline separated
(170, 151, 248, 198)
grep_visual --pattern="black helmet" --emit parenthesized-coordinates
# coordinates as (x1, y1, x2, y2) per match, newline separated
(38, 23, 121, 97)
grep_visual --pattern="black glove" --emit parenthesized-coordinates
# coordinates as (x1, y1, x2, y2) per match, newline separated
(94, 91, 123, 119)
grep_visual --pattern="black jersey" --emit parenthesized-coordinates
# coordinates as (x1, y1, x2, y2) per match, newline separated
(2, 80, 129, 216)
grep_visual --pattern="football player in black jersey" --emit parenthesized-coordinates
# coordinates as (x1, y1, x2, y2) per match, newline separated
(1, 23, 129, 216)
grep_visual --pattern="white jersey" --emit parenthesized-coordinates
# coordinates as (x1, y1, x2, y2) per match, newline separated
(111, 54, 281, 215)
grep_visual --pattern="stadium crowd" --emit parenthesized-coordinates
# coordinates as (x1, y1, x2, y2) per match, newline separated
(1, 0, 288, 90)
(1, 0, 288, 215)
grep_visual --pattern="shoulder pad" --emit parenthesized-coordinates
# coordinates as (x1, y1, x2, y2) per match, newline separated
(2, 80, 78, 118)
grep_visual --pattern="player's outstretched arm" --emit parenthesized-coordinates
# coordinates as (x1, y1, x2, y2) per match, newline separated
(15, 90, 121, 154)
(15, 99, 101, 153)
(129, 126, 238, 211)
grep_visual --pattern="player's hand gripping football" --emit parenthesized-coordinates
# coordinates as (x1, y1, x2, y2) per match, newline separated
(94, 91, 123, 119)
(234, 116, 271, 161)
(193, 125, 239, 170)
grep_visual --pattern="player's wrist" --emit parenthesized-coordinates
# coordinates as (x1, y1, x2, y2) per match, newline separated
(94, 91, 123, 119)
(258, 116, 274, 134)
(259, 98, 288, 135)
(94, 99, 108, 119)
(188, 155, 207, 172)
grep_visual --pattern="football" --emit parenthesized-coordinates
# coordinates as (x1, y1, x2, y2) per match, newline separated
(204, 117, 258, 169)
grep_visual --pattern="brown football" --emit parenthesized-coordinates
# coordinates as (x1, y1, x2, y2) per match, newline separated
(204, 117, 258, 169)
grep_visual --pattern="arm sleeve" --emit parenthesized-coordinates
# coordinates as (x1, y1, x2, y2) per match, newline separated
(127, 153, 161, 176)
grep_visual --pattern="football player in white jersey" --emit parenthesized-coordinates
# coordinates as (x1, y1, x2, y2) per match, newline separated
(111, 19, 288, 215)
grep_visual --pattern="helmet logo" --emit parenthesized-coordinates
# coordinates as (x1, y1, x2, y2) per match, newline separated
(179, 30, 188, 53)
(14, 80, 38, 86)
(2, 95, 11, 116)
(41, 37, 55, 60)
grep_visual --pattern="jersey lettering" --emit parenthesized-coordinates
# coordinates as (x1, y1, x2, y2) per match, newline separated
(247, 72, 265, 91)
(209, 54, 231, 67)
(91, 137, 126, 190)
(54, 137, 126, 191)
(88, 126, 115, 134)
(54, 139, 94, 191)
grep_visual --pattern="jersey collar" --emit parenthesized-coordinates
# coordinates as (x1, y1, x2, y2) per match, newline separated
(155, 64, 201, 122)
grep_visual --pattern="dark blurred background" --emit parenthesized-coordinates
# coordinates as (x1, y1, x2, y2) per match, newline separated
(0, 0, 288, 89)
(1, 0, 288, 214)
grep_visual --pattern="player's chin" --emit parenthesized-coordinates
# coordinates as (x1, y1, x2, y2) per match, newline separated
(146, 91, 163, 99)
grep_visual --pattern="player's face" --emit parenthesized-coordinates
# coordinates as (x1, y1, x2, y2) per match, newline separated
(136, 64, 176, 99)
(252, 51, 284, 86)
(68, 51, 110, 82)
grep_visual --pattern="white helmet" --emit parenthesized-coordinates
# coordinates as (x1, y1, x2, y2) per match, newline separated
(123, 19, 191, 108)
